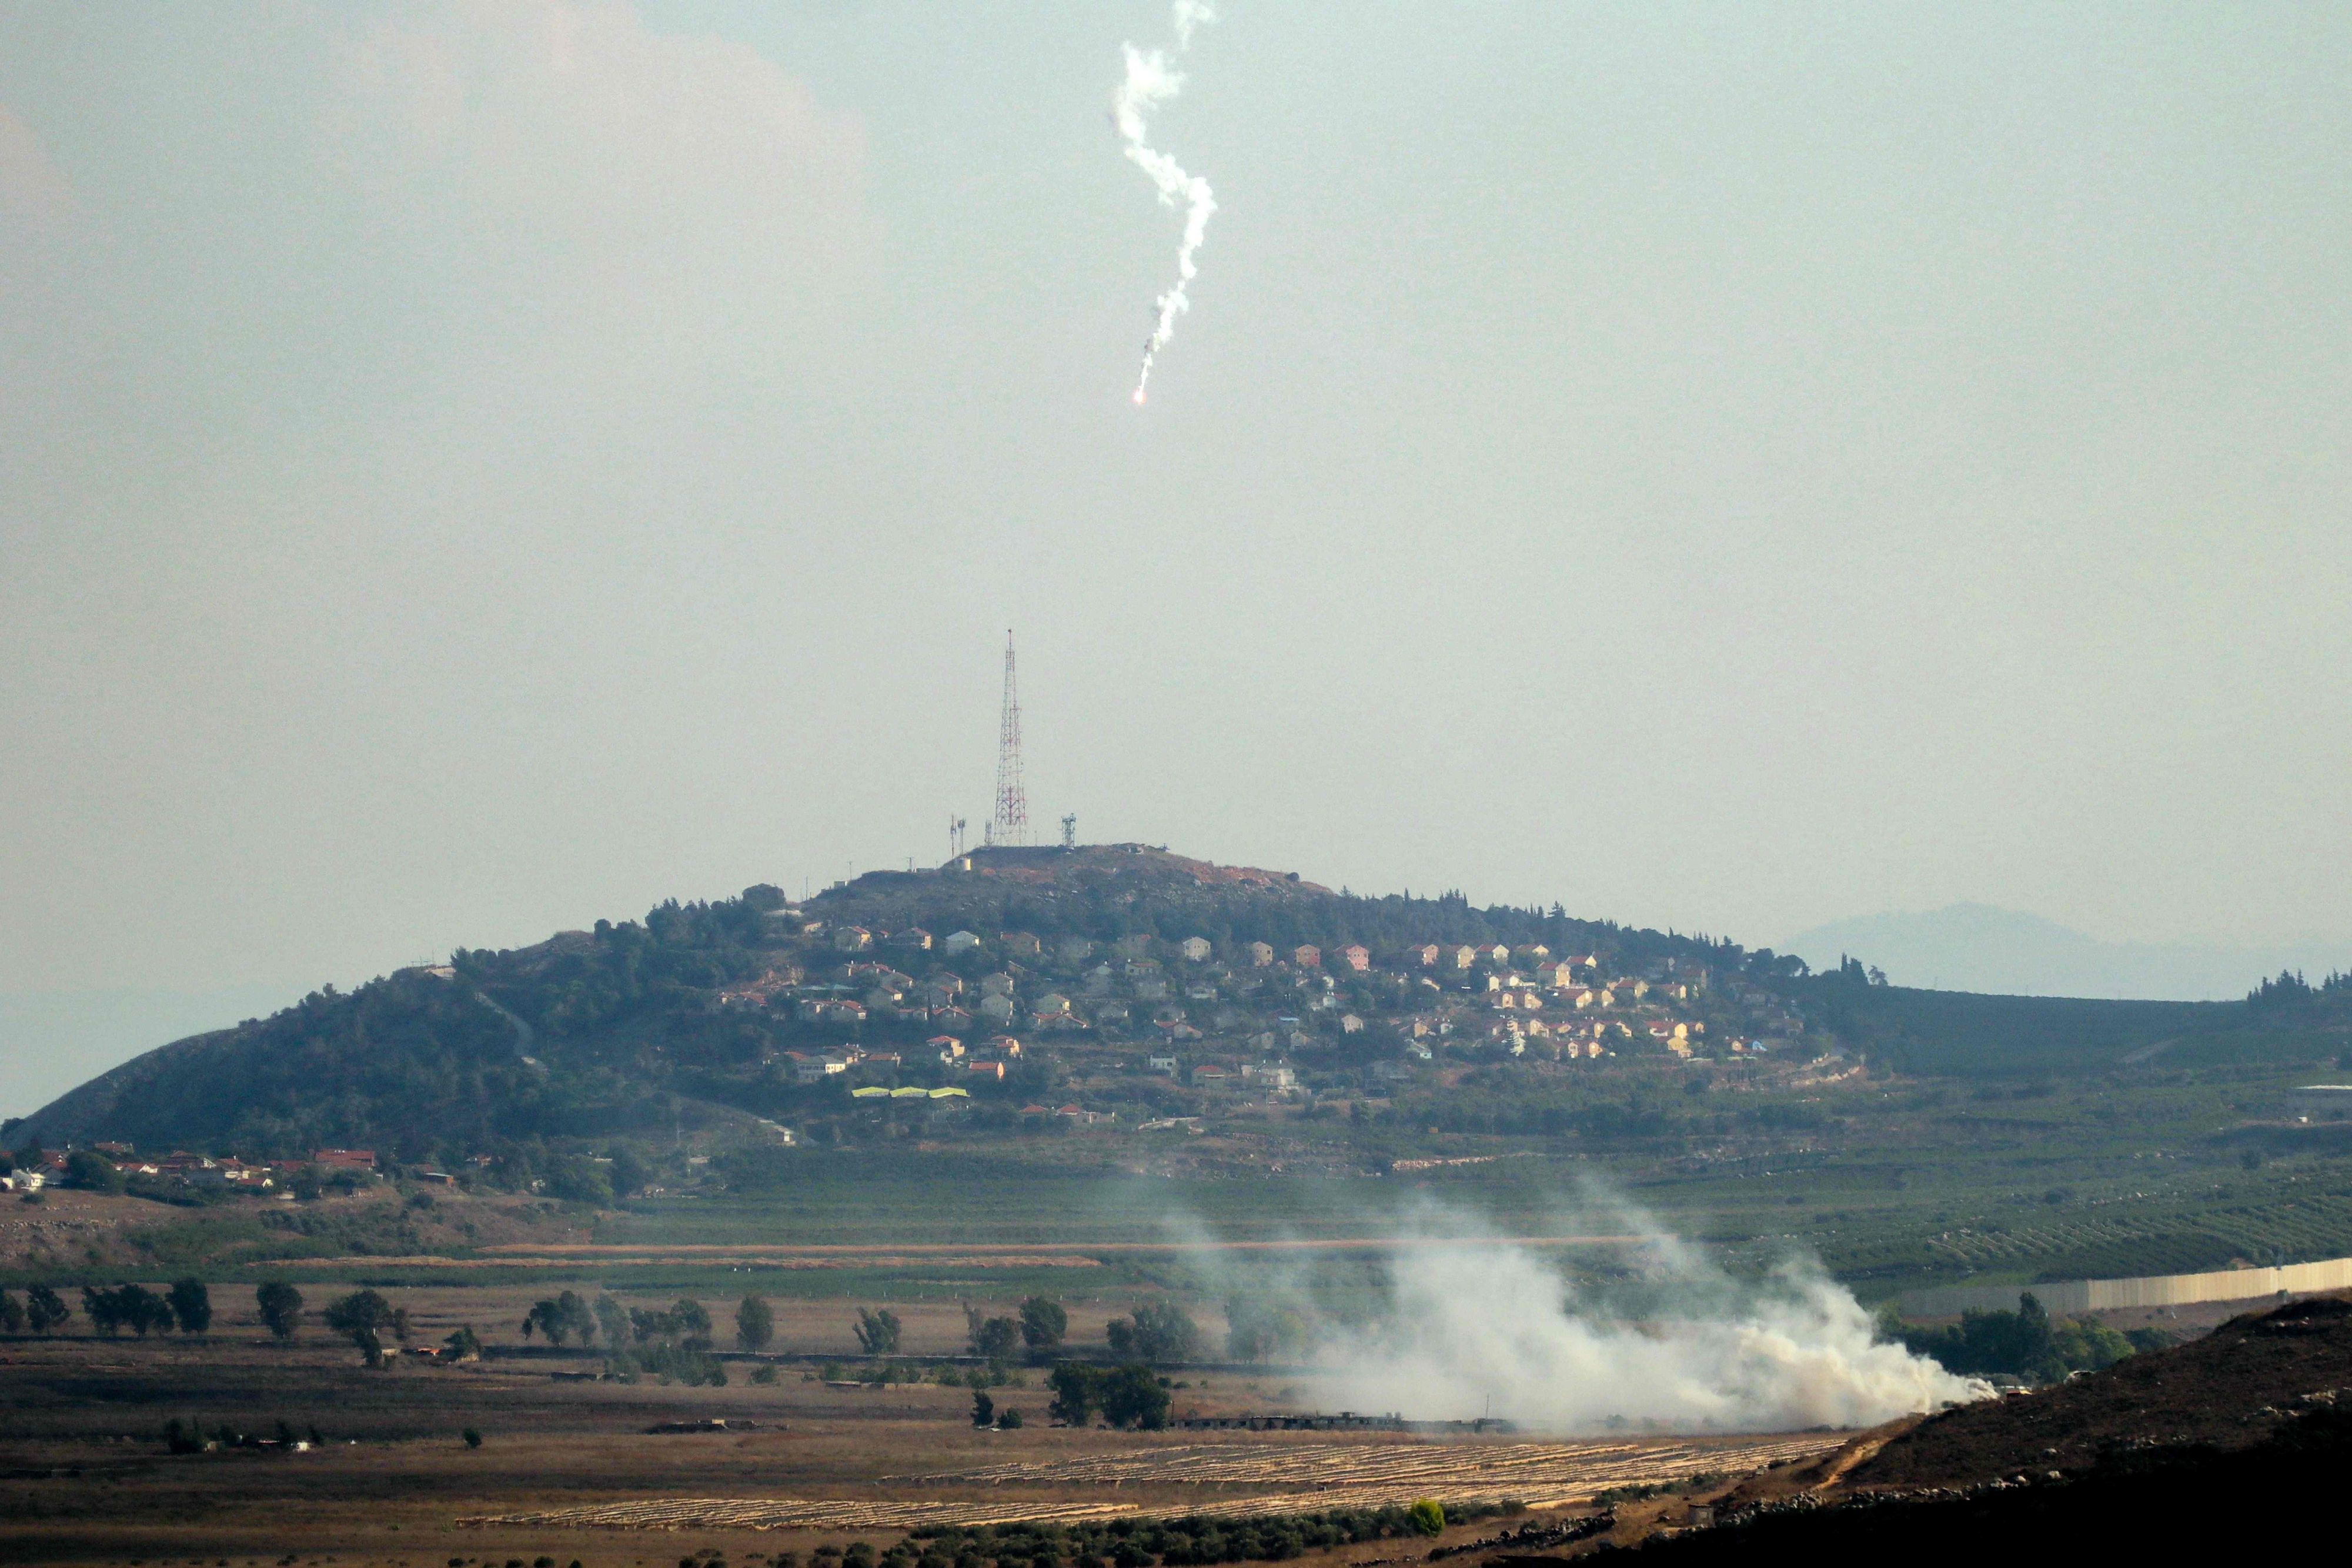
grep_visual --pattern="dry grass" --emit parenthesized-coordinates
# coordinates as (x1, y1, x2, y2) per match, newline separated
(466, 1435, 1840, 1534)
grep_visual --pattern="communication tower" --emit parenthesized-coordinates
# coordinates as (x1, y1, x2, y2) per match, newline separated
(1061, 813, 1077, 850)
(991, 630, 1029, 846)
(949, 815, 967, 859)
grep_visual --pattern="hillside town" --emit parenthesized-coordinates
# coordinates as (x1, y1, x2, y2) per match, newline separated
(706, 889, 1824, 1137)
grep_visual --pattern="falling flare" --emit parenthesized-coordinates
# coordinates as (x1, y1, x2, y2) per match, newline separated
(1114, 4, 1218, 405)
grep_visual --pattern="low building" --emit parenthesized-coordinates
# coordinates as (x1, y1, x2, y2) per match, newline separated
(1341, 1012, 1365, 1034)
(1292, 944, 1322, 968)
(1397, 942, 1439, 968)
(833, 925, 873, 953)
(1147, 1053, 1178, 1074)
(1180, 936, 1213, 962)
(1003, 931, 1044, 958)
(1245, 941, 1275, 968)
(787, 1051, 850, 1082)
(888, 927, 933, 952)
(312, 1148, 377, 1171)
(943, 930, 983, 955)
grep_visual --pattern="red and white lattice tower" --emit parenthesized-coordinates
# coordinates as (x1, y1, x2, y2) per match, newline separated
(990, 630, 1029, 846)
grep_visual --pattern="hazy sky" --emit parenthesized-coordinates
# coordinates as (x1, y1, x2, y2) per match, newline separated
(4, 4, 2349, 1114)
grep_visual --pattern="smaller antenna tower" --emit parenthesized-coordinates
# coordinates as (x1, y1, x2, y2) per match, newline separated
(949, 815, 967, 859)
(1060, 813, 1077, 850)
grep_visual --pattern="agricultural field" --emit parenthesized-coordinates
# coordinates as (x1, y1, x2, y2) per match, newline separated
(19, 1052, 2352, 1311)
(0, 1313, 1839, 1568)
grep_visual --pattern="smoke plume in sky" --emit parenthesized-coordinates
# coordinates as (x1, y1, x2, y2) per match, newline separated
(1114, 2, 1218, 404)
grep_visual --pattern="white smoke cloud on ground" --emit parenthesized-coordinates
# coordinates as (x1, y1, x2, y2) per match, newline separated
(1113, 2, 1218, 404)
(1181, 1194, 1986, 1434)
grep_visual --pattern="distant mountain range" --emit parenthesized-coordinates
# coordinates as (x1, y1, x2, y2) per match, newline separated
(1782, 904, 2349, 1002)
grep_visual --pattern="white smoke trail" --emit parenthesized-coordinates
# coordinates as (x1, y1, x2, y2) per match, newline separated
(1114, 3, 1218, 405)
(1179, 1195, 1987, 1434)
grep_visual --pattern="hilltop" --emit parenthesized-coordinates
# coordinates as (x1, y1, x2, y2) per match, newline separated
(6, 843, 1753, 1159)
(11, 845, 2352, 1298)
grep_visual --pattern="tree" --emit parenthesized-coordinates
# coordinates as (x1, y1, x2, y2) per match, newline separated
(1096, 1365, 1171, 1430)
(607, 1146, 654, 1199)
(167, 1278, 212, 1335)
(324, 1289, 407, 1368)
(736, 1294, 775, 1352)
(853, 1307, 902, 1356)
(63, 1149, 123, 1193)
(256, 1282, 305, 1342)
(523, 1290, 597, 1346)
(1017, 1296, 1068, 1353)
(1225, 1298, 1309, 1363)
(1105, 1301, 1200, 1365)
(1408, 1500, 1446, 1537)
(0, 1289, 21, 1333)
(84, 1283, 173, 1336)
(593, 1293, 632, 1349)
(541, 1155, 613, 1207)
(444, 1325, 483, 1360)
(670, 1297, 714, 1349)
(1047, 1363, 1098, 1426)
(25, 1285, 70, 1334)
(965, 1303, 1020, 1360)
(971, 1388, 995, 1428)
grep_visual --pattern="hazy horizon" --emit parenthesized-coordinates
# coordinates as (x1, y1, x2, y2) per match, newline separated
(5, 5, 2347, 1114)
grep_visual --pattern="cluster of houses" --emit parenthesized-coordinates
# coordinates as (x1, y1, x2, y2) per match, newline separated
(0, 1144, 382, 1194)
(725, 911, 1806, 1125)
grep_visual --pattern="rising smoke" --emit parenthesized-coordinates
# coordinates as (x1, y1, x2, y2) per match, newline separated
(1187, 1195, 1986, 1433)
(1114, 2, 1219, 405)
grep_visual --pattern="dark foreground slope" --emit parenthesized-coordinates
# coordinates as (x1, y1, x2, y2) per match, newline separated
(1638, 1293, 2352, 1560)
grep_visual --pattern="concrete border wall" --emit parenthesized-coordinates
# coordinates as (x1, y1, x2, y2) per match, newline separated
(1897, 1255, 2352, 1318)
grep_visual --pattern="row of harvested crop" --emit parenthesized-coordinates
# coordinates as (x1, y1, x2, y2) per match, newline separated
(900, 1499, 1518, 1568)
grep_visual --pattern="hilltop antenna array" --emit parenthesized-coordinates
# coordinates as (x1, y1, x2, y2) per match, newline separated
(949, 815, 968, 859)
(991, 630, 1030, 847)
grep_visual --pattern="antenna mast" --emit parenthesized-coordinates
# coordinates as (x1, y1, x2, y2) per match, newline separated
(991, 631, 1029, 847)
